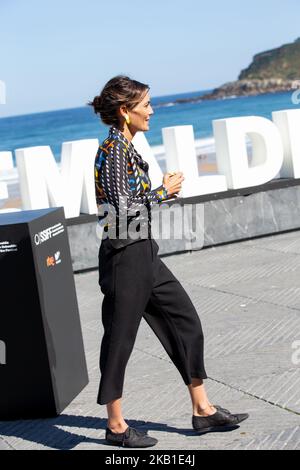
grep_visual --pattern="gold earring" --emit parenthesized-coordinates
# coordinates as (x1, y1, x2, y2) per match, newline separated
(125, 114, 131, 125)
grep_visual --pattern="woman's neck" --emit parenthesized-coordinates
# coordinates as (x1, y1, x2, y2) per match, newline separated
(117, 124, 135, 143)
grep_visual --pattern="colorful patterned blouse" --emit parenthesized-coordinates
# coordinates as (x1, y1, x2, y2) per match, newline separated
(94, 126, 169, 248)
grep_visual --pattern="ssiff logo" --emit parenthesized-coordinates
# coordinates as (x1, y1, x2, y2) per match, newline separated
(46, 251, 61, 267)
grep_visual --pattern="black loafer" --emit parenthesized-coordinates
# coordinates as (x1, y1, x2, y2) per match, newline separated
(213, 404, 231, 414)
(105, 426, 158, 448)
(213, 405, 249, 423)
(192, 410, 249, 434)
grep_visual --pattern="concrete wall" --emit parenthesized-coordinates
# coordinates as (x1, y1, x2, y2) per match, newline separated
(67, 178, 300, 272)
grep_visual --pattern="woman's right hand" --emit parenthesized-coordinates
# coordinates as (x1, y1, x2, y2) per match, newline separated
(162, 172, 185, 197)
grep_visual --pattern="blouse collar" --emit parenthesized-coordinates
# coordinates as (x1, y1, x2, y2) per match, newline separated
(109, 126, 134, 150)
(109, 126, 149, 172)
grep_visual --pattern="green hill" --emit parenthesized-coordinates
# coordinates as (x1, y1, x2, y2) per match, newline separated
(239, 37, 300, 80)
(176, 38, 300, 103)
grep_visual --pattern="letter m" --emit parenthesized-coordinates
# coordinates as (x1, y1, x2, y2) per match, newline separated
(15, 139, 99, 218)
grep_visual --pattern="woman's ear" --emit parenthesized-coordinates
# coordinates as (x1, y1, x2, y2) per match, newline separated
(119, 104, 128, 119)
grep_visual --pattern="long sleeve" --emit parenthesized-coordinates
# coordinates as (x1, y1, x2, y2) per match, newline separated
(102, 140, 169, 216)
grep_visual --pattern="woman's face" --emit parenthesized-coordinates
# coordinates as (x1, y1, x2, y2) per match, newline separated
(127, 91, 154, 132)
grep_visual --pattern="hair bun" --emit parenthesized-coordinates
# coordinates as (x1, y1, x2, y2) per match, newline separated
(87, 75, 149, 127)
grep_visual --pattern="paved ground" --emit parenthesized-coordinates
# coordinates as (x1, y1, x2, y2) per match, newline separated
(1, 230, 300, 450)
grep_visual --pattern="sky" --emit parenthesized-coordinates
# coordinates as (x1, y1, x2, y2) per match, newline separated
(0, 0, 300, 117)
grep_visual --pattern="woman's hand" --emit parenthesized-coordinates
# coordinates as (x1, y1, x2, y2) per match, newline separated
(163, 171, 185, 198)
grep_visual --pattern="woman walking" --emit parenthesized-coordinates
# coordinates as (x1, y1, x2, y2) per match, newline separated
(89, 76, 248, 448)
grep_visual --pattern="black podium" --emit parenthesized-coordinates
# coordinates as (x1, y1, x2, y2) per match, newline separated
(0, 207, 89, 419)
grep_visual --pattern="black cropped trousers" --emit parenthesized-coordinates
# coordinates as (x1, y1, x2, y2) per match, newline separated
(97, 237, 207, 405)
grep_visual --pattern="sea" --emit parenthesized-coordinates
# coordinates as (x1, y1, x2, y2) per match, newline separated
(0, 88, 299, 165)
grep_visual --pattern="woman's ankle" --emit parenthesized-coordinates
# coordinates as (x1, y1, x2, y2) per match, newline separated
(193, 403, 217, 416)
(107, 419, 128, 433)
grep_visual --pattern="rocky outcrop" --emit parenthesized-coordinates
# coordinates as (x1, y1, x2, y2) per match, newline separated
(239, 38, 300, 81)
(174, 38, 300, 103)
(199, 78, 296, 101)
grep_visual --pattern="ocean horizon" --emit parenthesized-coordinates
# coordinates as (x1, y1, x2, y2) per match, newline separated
(1, 87, 298, 211)
(0, 88, 299, 166)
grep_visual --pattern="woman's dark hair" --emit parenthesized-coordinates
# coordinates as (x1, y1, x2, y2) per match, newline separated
(87, 75, 150, 127)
